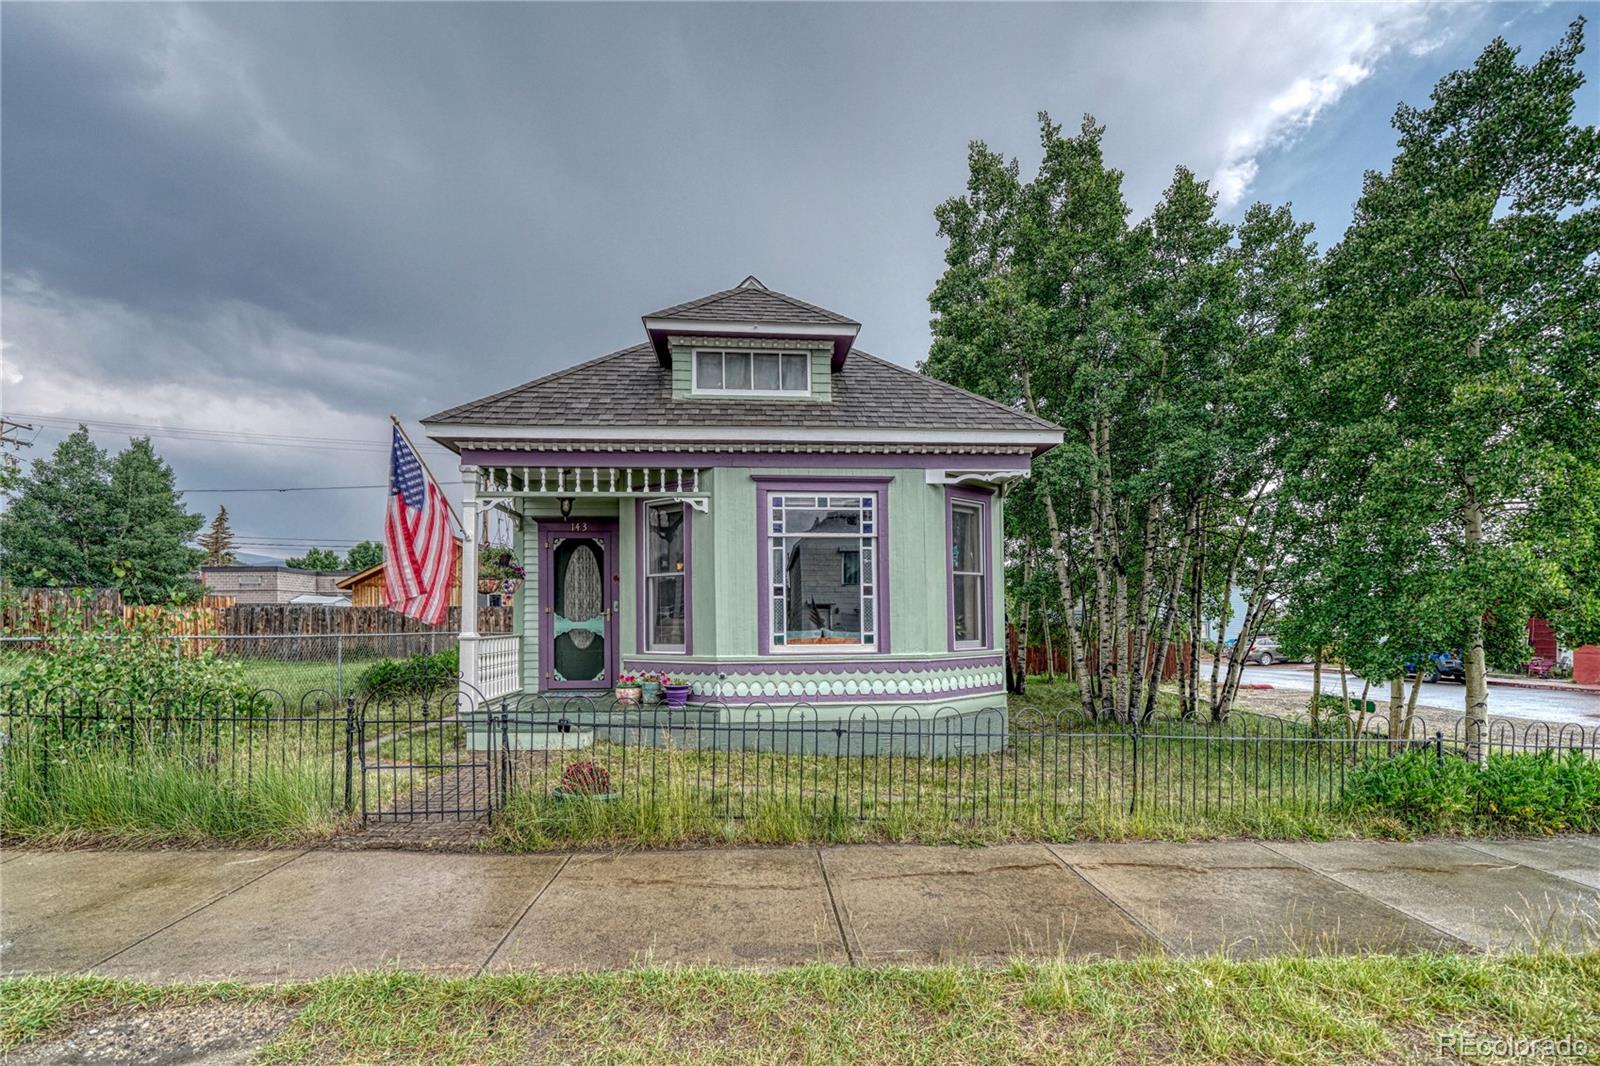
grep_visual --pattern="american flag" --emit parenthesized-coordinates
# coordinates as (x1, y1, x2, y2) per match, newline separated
(384, 425, 459, 624)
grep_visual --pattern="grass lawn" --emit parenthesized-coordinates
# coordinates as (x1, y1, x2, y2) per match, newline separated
(4, 954, 1597, 1063)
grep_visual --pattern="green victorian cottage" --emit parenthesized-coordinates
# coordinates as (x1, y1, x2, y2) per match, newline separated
(422, 277, 1062, 723)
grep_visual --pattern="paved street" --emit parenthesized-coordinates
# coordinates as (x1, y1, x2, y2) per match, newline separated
(1236, 664, 1600, 727)
(3, 838, 1596, 981)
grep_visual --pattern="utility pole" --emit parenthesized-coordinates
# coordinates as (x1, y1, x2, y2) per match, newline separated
(0, 418, 35, 485)
(0, 418, 36, 452)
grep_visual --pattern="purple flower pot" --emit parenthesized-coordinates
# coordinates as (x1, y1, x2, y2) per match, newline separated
(662, 684, 692, 708)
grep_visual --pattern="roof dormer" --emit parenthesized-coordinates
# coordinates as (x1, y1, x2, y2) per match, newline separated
(641, 276, 861, 371)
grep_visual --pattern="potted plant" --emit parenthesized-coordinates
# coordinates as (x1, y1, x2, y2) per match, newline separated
(614, 673, 643, 704)
(553, 760, 615, 801)
(660, 674, 692, 708)
(478, 546, 526, 596)
(639, 671, 662, 705)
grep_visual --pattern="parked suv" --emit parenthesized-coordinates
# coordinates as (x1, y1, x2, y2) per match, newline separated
(1236, 635, 1288, 666)
(1405, 651, 1466, 683)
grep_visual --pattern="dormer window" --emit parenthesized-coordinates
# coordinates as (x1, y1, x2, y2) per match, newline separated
(693, 349, 810, 396)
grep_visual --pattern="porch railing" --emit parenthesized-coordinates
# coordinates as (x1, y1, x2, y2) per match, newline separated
(477, 635, 520, 700)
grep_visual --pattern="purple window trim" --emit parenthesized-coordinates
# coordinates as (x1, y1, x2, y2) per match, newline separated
(535, 519, 620, 691)
(621, 654, 1003, 676)
(462, 449, 1034, 470)
(755, 477, 892, 656)
(635, 498, 693, 656)
(945, 486, 995, 653)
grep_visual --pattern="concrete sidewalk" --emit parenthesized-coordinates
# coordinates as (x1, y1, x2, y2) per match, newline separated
(3, 838, 1597, 982)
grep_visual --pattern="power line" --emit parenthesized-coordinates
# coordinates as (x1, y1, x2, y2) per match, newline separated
(9, 412, 449, 453)
(180, 484, 395, 494)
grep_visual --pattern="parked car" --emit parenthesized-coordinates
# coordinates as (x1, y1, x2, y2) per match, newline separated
(1234, 635, 1290, 666)
(1404, 651, 1466, 683)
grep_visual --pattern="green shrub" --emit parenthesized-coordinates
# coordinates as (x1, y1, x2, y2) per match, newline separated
(1341, 748, 1475, 829)
(356, 647, 459, 698)
(3, 599, 257, 711)
(1343, 748, 1600, 833)
(1477, 750, 1600, 833)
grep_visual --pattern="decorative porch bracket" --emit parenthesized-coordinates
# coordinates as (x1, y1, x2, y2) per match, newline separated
(924, 469, 1030, 490)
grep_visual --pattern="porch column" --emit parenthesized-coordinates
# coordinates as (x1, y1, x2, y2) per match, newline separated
(458, 465, 480, 704)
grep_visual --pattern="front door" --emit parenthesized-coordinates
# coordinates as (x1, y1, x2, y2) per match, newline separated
(539, 522, 618, 690)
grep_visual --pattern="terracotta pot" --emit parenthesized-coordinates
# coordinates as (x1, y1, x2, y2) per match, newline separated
(615, 685, 643, 704)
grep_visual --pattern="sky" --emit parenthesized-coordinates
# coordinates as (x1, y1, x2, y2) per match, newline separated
(2, 1, 1595, 561)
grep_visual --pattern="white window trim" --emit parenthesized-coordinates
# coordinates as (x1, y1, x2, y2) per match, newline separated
(767, 493, 878, 655)
(950, 500, 987, 651)
(691, 348, 812, 398)
(645, 500, 687, 654)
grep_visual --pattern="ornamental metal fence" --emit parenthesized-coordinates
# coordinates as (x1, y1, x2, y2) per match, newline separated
(3, 683, 1594, 833)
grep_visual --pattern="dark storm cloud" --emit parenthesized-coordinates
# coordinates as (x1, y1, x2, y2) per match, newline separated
(6, 1, 1580, 553)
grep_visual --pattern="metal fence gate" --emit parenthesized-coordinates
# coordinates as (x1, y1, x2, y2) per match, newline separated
(357, 692, 500, 823)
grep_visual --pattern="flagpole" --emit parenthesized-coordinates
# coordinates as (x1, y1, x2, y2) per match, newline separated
(389, 414, 466, 535)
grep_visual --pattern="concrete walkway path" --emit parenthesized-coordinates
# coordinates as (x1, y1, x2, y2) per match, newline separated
(2, 838, 1596, 982)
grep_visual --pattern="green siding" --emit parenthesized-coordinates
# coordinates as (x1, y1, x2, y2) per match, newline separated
(511, 466, 1008, 706)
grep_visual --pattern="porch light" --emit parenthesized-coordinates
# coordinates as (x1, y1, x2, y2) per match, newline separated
(558, 496, 575, 518)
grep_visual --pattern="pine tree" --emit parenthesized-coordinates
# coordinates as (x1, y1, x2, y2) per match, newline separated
(198, 506, 238, 566)
(0, 427, 116, 587)
(106, 438, 205, 603)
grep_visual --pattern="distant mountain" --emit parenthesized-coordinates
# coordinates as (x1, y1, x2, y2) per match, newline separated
(231, 552, 285, 566)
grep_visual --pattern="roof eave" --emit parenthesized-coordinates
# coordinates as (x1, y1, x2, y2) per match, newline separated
(421, 420, 1062, 456)
(640, 318, 861, 367)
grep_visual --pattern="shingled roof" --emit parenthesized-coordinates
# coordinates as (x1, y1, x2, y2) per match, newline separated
(422, 342, 1059, 442)
(643, 276, 859, 327)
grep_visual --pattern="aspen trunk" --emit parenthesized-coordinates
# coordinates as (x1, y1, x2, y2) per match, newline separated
(1041, 599, 1056, 683)
(1187, 519, 1206, 721)
(1021, 365, 1095, 721)
(1142, 507, 1194, 723)
(1089, 420, 1115, 720)
(1463, 494, 1489, 764)
(1310, 653, 1323, 734)
(1125, 497, 1164, 720)
(1402, 667, 1425, 743)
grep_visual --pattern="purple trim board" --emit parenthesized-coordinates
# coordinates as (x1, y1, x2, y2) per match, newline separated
(622, 654, 1004, 676)
(460, 448, 1031, 470)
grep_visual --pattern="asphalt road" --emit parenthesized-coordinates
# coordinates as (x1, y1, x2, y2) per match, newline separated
(1235, 664, 1600, 728)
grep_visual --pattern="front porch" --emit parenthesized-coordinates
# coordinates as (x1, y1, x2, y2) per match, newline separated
(458, 462, 710, 706)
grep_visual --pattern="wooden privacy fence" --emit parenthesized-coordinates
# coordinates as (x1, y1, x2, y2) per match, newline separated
(211, 605, 511, 657)
(0, 588, 126, 632)
(4, 591, 511, 659)
(1025, 642, 1180, 681)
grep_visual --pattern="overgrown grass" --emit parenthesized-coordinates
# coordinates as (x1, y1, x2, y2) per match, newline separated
(488, 723, 1409, 850)
(0, 746, 344, 846)
(5, 954, 1597, 1063)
